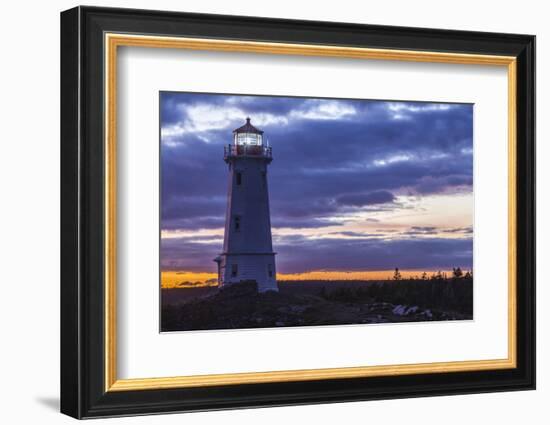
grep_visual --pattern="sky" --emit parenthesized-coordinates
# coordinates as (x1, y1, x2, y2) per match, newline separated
(160, 92, 473, 279)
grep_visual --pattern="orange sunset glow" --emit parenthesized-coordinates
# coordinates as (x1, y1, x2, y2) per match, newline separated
(161, 269, 461, 289)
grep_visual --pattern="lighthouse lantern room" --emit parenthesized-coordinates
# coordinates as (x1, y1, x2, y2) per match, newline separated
(215, 118, 278, 292)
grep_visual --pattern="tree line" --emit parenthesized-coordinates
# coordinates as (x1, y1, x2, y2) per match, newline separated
(392, 267, 473, 281)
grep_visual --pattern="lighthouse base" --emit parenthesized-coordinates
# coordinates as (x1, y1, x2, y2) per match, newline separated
(216, 253, 278, 293)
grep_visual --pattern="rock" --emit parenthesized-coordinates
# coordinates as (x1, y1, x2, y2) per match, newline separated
(392, 305, 407, 315)
(406, 306, 419, 315)
(289, 305, 308, 314)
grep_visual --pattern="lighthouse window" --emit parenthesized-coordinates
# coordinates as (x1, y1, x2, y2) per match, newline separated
(267, 263, 273, 278)
(236, 172, 242, 185)
(234, 215, 241, 231)
(231, 264, 238, 278)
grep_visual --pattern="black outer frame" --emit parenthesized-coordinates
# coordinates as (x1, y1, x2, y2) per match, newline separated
(60, 6, 535, 419)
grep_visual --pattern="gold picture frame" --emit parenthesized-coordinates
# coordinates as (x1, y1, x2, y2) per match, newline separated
(104, 34, 517, 392)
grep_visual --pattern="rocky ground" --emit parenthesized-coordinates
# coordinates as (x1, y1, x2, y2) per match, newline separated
(161, 280, 472, 332)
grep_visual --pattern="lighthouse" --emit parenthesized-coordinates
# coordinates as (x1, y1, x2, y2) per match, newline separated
(214, 118, 278, 292)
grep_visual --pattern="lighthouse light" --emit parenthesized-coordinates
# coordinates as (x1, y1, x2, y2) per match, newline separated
(232, 117, 264, 147)
(235, 132, 262, 146)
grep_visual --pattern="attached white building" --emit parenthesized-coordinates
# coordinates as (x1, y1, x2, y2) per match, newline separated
(214, 118, 278, 292)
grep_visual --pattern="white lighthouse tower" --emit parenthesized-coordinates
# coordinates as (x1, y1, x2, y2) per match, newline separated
(214, 118, 278, 292)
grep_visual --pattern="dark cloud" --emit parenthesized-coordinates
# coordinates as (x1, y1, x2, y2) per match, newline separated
(161, 238, 221, 272)
(401, 226, 439, 236)
(271, 217, 345, 229)
(333, 231, 387, 238)
(336, 190, 395, 207)
(273, 236, 472, 274)
(161, 235, 473, 274)
(411, 226, 437, 232)
(443, 226, 474, 234)
(162, 217, 225, 231)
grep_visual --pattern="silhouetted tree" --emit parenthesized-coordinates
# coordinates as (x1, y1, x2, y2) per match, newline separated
(452, 267, 463, 279)
(421, 272, 428, 280)
(393, 268, 402, 280)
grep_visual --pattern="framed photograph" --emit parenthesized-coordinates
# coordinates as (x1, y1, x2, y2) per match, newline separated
(60, 6, 535, 419)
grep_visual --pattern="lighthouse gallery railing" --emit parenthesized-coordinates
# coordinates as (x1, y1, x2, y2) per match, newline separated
(224, 144, 272, 159)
